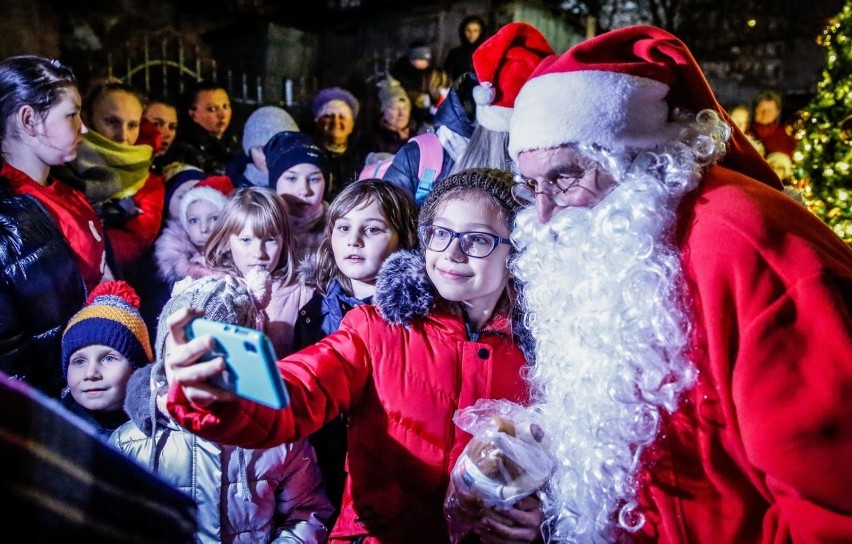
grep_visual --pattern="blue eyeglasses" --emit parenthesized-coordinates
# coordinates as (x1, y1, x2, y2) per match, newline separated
(419, 225, 511, 259)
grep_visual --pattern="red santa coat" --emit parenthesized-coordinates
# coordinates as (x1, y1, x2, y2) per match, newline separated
(636, 164, 852, 543)
(169, 300, 530, 543)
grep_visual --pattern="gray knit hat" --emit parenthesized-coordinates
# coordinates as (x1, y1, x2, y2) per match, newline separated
(377, 77, 410, 112)
(155, 275, 258, 363)
(419, 167, 521, 225)
(242, 106, 300, 154)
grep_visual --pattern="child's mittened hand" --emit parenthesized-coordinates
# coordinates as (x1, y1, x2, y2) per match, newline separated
(165, 307, 237, 408)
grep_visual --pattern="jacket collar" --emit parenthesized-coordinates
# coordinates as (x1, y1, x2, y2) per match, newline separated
(375, 249, 535, 362)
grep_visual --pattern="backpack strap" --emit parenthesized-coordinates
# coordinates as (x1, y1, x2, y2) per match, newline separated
(358, 157, 393, 181)
(412, 132, 444, 205)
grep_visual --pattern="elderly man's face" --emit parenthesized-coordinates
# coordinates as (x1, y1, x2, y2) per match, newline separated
(516, 145, 618, 224)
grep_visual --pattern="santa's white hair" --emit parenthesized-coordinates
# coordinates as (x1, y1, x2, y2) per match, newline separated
(511, 109, 730, 542)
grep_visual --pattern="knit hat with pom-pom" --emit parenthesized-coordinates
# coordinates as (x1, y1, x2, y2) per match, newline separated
(62, 280, 153, 374)
(155, 275, 259, 363)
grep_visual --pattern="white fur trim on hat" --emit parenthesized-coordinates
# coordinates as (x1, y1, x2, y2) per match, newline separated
(476, 103, 513, 132)
(508, 70, 679, 161)
(179, 186, 228, 231)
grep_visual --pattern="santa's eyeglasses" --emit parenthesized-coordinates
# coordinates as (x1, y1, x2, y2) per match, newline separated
(510, 167, 596, 206)
(419, 225, 511, 259)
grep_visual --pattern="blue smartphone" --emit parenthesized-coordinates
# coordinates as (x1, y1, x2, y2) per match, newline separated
(184, 318, 289, 410)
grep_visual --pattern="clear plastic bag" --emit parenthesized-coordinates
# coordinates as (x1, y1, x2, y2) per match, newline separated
(444, 398, 554, 543)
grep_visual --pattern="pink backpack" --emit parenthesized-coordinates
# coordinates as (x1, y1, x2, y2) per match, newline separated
(358, 132, 444, 205)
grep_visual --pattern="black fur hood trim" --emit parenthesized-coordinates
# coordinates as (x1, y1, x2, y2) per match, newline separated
(375, 249, 436, 326)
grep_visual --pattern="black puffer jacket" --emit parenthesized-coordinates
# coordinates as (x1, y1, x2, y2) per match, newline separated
(0, 184, 87, 398)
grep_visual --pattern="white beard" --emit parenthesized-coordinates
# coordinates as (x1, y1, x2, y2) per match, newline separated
(511, 162, 699, 543)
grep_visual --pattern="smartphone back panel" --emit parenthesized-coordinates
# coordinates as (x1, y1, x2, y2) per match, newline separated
(186, 318, 289, 410)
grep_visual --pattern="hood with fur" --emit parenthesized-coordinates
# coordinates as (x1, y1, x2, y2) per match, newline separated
(374, 249, 535, 363)
(374, 250, 436, 326)
(297, 253, 321, 289)
(123, 364, 162, 436)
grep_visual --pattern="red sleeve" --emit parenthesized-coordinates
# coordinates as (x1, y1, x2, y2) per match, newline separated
(167, 307, 375, 448)
(683, 170, 852, 543)
(108, 172, 165, 271)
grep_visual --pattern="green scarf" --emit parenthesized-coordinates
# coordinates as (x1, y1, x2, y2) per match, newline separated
(56, 130, 153, 204)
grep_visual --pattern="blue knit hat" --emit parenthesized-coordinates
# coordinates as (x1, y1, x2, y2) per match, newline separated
(62, 281, 153, 375)
(263, 131, 329, 188)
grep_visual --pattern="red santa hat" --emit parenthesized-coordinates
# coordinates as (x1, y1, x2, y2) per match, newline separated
(179, 175, 234, 231)
(471, 22, 554, 132)
(508, 25, 780, 189)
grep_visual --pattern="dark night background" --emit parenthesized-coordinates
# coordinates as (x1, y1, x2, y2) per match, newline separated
(0, 0, 844, 125)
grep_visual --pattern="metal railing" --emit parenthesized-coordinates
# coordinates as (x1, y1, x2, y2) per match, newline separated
(100, 35, 314, 108)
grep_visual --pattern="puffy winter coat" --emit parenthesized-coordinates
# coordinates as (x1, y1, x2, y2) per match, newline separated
(154, 218, 215, 285)
(112, 364, 333, 544)
(0, 178, 88, 397)
(168, 250, 533, 543)
(382, 87, 474, 200)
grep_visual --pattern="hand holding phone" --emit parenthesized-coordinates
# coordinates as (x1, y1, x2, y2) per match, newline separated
(184, 318, 289, 410)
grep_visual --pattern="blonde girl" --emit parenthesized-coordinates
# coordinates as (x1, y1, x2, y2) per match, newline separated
(204, 186, 313, 356)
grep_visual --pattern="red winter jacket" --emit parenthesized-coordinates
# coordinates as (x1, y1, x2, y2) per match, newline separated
(108, 171, 164, 272)
(169, 252, 532, 543)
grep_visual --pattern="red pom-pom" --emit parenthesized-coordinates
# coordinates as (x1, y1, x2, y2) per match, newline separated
(86, 280, 141, 309)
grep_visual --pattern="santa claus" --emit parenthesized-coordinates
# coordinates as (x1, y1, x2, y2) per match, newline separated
(508, 25, 852, 543)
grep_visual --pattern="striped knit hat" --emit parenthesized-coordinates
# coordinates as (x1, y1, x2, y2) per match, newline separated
(62, 280, 153, 375)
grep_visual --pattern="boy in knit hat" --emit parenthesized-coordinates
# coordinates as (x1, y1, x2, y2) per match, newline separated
(226, 105, 300, 188)
(61, 280, 153, 441)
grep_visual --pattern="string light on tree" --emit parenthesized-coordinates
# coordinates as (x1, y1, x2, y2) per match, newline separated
(794, 0, 852, 241)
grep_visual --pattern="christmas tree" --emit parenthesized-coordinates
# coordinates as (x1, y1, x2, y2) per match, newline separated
(793, 0, 852, 241)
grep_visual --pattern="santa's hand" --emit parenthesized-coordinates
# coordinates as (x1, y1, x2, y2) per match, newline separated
(165, 307, 237, 408)
(474, 495, 545, 544)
